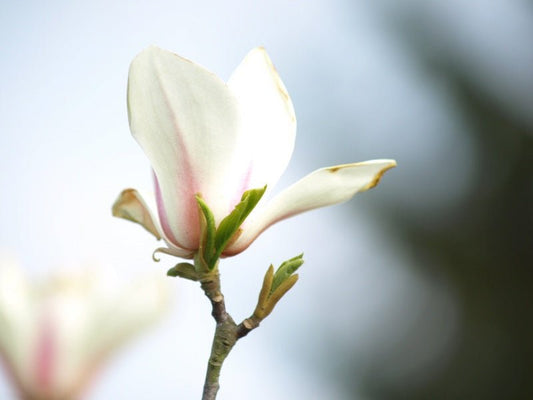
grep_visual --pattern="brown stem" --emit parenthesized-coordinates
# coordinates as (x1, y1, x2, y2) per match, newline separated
(236, 316, 261, 339)
(200, 273, 260, 400)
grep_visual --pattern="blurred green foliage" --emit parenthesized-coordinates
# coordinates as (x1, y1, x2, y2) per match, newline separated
(338, 4, 533, 399)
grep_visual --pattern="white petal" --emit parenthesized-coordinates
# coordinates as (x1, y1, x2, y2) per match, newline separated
(112, 188, 162, 240)
(228, 47, 296, 194)
(0, 253, 33, 388)
(112, 188, 194, 259)
(225, 159, 397, 255)
(128, 46, 245, 249)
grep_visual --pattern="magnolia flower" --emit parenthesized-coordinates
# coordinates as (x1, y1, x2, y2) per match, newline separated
(113, 46, 396, 260)
(0, 253, 169, 400)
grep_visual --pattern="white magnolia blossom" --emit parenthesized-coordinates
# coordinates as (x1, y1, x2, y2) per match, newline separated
(0, 253, 169, 400)
(114, 46, 396, 259)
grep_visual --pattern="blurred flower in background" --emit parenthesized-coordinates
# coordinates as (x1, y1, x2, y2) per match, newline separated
(0, 251, 169, 400)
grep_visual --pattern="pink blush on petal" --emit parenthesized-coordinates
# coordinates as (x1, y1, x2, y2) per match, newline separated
(154, 174, 183, 247)
(229, 163, 253, 213)
(154, 172, 199, 250)
(34, 314, 55, 391)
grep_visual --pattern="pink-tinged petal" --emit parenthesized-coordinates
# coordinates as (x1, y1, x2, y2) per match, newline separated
(128, 46, 245, 249)
(34, 315, 55, 391)
(153, 175, 186, 248)
(112, 187, 194, 258)
(228, 47, 296, 194)
(0, 259, 170, 399)
(225, 159, 397, 255)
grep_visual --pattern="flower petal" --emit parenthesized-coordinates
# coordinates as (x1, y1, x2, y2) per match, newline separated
(112, 188, 194, 259)
(112, 188, 161, 240)
(128, 46, 244, 249)
(224, 159, 397, 255)
(228, 47, 296, 195)
(0, 253, 35, 395)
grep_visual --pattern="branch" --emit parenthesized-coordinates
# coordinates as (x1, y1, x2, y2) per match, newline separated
(198, 254, 303, 400)
(200, 273, 238, 400)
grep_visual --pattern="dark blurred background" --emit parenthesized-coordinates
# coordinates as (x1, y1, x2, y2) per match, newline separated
(310, 2, 533, 399)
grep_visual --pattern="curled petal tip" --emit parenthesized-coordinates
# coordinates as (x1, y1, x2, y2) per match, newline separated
(361, 159, 397, 190)
(153, 246, 195, 262)
(152, 248, 162, 262)
(112, 188, 162, 240)
(325, 159, 396, 190)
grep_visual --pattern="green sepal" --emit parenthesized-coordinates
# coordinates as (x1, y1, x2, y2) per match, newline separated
(194, 251, 215, 275)
(194, 186, 266, 271)
(167, 262, 198, 281)
(271, 253, 304, 294)
(195, 194, 216, 268)
(213, 186, 266, 264)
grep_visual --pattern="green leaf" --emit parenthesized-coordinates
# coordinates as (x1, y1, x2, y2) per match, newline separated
(264, 274, 299, 317)
(253, 265, 274, 320)
(195, 194, 216, 266)
(167, 262, 198, 280)
(271, 253, 304, 294)
(211, 185, 266, 266)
